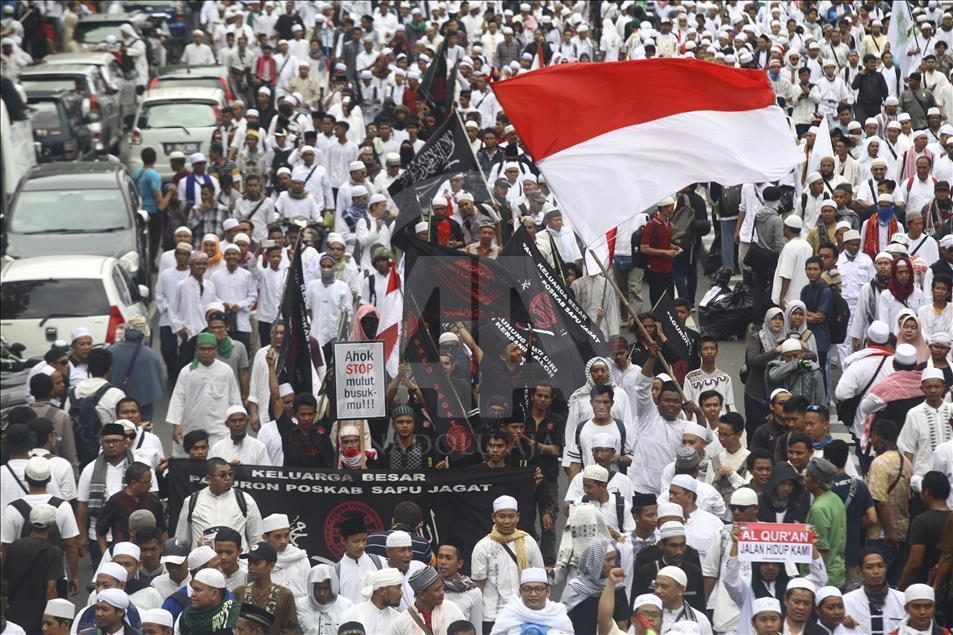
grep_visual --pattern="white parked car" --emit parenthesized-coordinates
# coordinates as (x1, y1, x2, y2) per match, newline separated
(128, 86, 226, 179)
(0, 255, 149, 357)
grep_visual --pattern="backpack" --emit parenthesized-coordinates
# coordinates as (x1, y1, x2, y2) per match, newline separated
(68, 383, 114, 466)
(187, 488, 248, 526)
(10, 497, 65, 547)
(630, 213, 655, 270)
(829, 288, 850, 344)
(575, 418, 628, 475)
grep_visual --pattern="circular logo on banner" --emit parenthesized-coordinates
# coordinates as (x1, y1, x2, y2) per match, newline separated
(446, 423, 473, 452)
(528, 292, 557, 329)
(431, 258, 502, 309)
(324, 502, 385, 559)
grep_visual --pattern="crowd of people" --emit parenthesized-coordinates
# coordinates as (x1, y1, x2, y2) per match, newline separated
(2, 0, 953, 635)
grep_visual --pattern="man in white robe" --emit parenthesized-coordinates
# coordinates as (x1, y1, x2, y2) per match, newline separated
(392, 566, 465, 635)
(167, 332, 241, 451)
(340, 568, 403, 633)
(208, 405, 269, 465)
(169, 252, 219, 343)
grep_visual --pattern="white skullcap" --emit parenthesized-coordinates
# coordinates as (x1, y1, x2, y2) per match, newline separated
(369, 193, 387, 204)
(752, 597, 782, 615)
(225, 404, 247, 418)
(781, 338, 803, 353)
(278, 383, 295, 397)
(96, 588, 130, 610)
(262, 513, 290, 534)
(730, 487, 759, 506)
(386, 530, 412, 548)
(671, 474, 698, 494)
(683, 422, 710, 442)
(520, 567, 549, 585)
(843, 229, 861, 242)
(657, 502, 684, 518)
(899, 113, 911, 122)
(658, 521, 686, 539)
(657, 565, 687, 588)
(141, 608, 174, 627)
(432, 195, 449, 207)
(455, 192, 474, 203)
(438, 332, 459, 344)
(878, 193, 895, 204)
(787, 578, 817, 594)
(815, 586, 842, 606)
(922, 368, 946, 382)
(326, 232, 345, 246)
(941, 234, 953, 248)
(887, 120, 901, 130)
(820, 199, 837, 210)
(414, 222, 429, 233)
(187, 545, 217, 570)
(784, 215, 803, 230)
(340, 425, 361, 438)
(929, 331, 951, 346)
(98, 562, 128, 583)
(291, 165, 310, 182)
(894, 343, 917, 365)
(276, 166, 292, 176)
(385, 152, 401, 164)
(351, 184, 368, 197)
(905, 583, 935, 604)
(874, 251, 893, 263)
(246, 108, 259, 117)
(222, 242, 240, 254)
(806, 171, 822, 185)
(348, 160, 365, 172)
(657, 196, 676, 207)
(189, 152, 207, 164)
(194, 568, 227, 589)
(835, 221, 852, 232)
(493, 495, 519, 513)
(590, 432, 618, 450)
(44, 598, 76, 620)
(70, 327, 92, 342)
(582, 464, 609, 483)
(112, 542, 140, 561)
(870, 158, 888, 168)
(633, 593, 663, 611)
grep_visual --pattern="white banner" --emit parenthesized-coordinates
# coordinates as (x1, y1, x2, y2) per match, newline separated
(334, 341, 386, 419)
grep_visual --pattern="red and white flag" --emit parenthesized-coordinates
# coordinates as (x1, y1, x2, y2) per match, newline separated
(491, 59, 801, 247)
(378, 263, 402, 378)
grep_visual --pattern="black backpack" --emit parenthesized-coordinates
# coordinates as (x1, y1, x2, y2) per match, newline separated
(574, 419, 628, 475)
(68, 383, 114, 466)
(829, 288, 850, 345)
(10, 497, 66, 547)
(630, 214, 654, 270)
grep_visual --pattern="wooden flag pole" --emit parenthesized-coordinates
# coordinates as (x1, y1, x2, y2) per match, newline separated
(588, 250, 688, 403)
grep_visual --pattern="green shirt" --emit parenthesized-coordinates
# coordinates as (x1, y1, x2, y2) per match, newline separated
(807, 489, 847, 589)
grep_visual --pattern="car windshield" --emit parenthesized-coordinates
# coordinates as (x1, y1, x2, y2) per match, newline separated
(76, 23, 126, 43)
(29, 101, 63, 132)
(10, 189, 129, 233)
(22, 77, 89, 96)
(1, 279, 110, 320)
(139, 101, 216, 129)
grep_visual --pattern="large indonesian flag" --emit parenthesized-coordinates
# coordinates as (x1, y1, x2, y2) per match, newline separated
(491, 59, 802, 247)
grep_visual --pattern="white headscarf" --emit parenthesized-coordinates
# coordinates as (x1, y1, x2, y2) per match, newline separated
(307, 564, 340, 611)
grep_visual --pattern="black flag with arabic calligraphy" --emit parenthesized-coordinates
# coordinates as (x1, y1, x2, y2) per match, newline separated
(389, 113, 489, 238)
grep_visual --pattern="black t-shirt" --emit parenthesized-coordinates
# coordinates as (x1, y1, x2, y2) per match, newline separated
(276, 412, 336, 468)
(908, 509, 952, 584)
(1, 537, 63, 633)
(523, 411, 566, 480)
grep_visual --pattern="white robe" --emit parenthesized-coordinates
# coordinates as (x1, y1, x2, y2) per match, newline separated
(167, 359, 241, 449)
(340, 601, 399, 634)
(209, 266, 257, 333)
(306, 279, 353, 346)
(169, 276, 218, 339)
(391, 601, 466, 635)
(209, 435, 270, 465)
(337, 553, 383, 605)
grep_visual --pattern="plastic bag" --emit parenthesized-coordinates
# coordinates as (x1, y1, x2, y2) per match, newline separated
(699, 280, 754, 340)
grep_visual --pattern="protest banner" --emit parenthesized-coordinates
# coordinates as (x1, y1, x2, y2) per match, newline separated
(167, 461, 536, 571)
(333, 341, 386, 419)
(736, 522, 814, 564)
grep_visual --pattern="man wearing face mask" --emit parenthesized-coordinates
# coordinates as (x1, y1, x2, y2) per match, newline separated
(848, 253, 894, 351)
(306, 253, 354, 348)
(275, 166, 322, 222)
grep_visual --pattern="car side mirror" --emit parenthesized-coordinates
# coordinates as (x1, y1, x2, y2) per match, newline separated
(138, 284, 150, 299)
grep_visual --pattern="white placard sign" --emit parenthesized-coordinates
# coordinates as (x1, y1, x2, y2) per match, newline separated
(334, 341, 386, 419)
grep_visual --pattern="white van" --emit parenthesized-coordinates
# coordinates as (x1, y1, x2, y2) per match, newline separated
(127, 86, 226, 179)
(1, 99, 38, 213)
